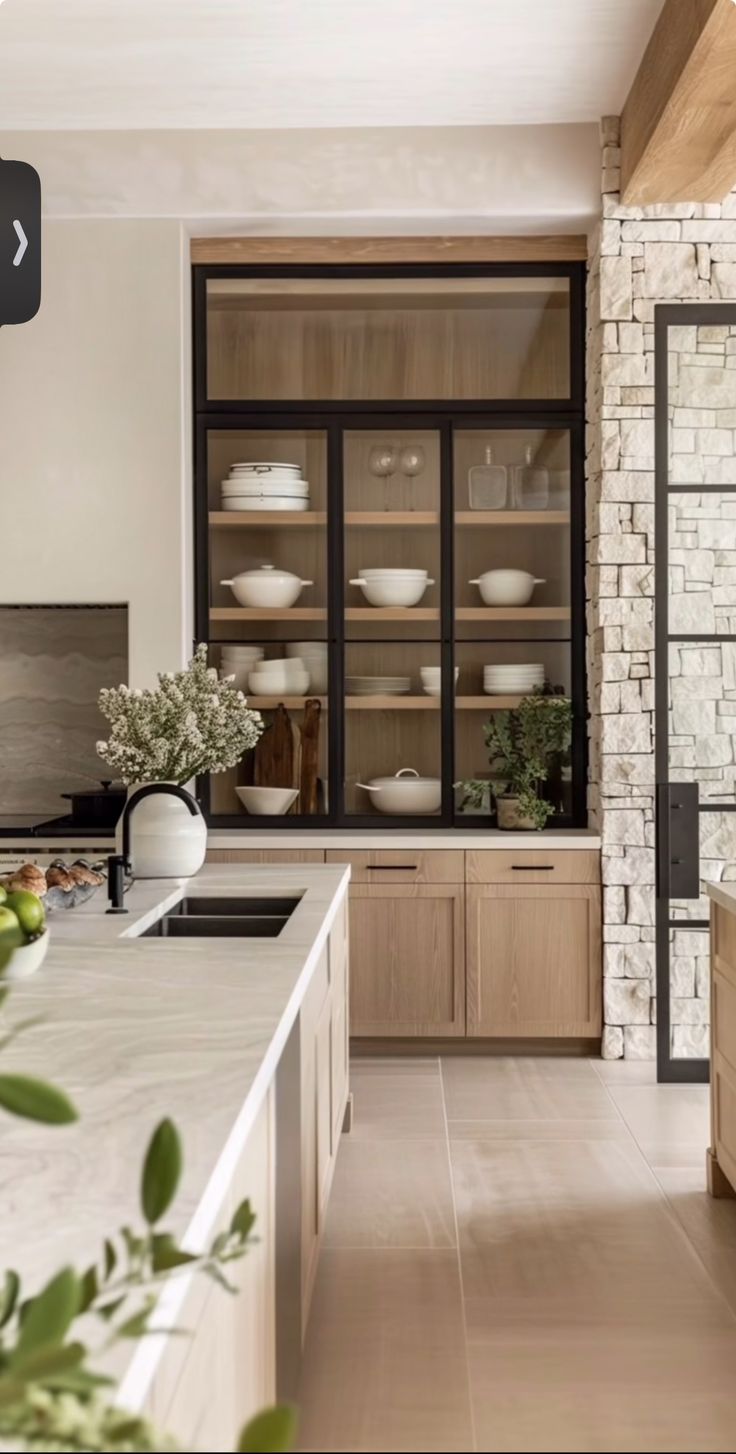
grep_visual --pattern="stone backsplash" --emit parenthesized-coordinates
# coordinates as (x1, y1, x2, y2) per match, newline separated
(587, 117, 736, 1059)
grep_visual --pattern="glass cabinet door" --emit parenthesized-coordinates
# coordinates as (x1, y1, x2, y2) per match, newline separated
(204, 427, 329, 819)
(453, 427, 573, 819)
(342, 428, 443, 819)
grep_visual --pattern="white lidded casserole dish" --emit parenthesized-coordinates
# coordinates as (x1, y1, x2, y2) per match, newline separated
(350, 570, 434, 608)
(357, 767, 442, 815)
(221, 564, 313, 609)
(469, 569, 545, 606)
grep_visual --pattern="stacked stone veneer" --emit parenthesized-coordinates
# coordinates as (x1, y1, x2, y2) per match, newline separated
(587, 116, 736, 1058)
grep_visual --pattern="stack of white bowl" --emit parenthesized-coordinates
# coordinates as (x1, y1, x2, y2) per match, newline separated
(219, 644, 263, 692)
(248, 657, 310, 696)
(221, 462, 310, 512)
(420, 666, 460, 697)
(483, 663, 545, 696)
(286, 642, 328, 694)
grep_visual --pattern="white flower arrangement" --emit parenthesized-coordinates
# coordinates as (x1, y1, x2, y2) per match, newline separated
(97, 644, 263, 786)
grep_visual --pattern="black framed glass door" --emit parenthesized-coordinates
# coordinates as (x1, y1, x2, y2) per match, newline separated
(655, 304, 736, 1082)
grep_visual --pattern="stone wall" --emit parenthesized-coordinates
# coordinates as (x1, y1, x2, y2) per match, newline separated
(587, 117, 736, 1059)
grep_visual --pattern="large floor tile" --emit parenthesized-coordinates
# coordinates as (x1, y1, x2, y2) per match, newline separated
(296, 1249, 473, 1452)
(450, 1136, 723, 1317)
(468, 1329, 736, 1452)
(591, 1057, 657, 1086)
(324, 1137, 456, 1248)
(349, 1062, 446, 1140)
(604, 1083, 710, 1165)
(655, 1166, 736, 1322)
(441, 1057, 618, 1124)
(447, 1117, 631, 1143)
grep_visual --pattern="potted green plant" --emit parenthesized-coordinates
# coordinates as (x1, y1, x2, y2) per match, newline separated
(457, 693, 572, 831)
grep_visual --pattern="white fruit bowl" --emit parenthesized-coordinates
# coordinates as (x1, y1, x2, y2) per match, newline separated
(236, 786, 299, 815)
(1, 929, 50, 981)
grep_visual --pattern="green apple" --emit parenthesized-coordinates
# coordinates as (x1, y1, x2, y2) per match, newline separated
(0, 906, 23, 949)
(5, 890, 45, 938)
(0, 884, 6, 906)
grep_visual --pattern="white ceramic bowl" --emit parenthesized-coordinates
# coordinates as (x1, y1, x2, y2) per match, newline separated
(236, 786, 299, 815)
(222, 566, 313, 609)
(359, 567, 428, 581)
(248, 668, 290, 693)
(357, 768, 442, 815)
(470, 570, 546, 607)
(286, 643, 327, 693)
(420, 667, 459, 696)
(1, 929, 50, 981)
(350, 575, 434, 608)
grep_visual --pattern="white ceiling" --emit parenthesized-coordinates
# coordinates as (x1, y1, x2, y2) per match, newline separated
(0, 0, 662, 131)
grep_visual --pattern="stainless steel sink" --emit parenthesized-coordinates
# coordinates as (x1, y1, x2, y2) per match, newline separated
(141, 894, 302, 940)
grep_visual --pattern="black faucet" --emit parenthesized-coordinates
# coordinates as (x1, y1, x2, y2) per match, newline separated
(106, 783, 200, 913)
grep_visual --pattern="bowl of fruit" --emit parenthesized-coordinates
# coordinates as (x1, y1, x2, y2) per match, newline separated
(0, 885, 48, 981)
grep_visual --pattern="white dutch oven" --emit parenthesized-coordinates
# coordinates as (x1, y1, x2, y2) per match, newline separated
(357, 767, 442, 815)
(469, 569, 546, 606)
(221, 565, 313, 608)
(350, 569, 434, 608)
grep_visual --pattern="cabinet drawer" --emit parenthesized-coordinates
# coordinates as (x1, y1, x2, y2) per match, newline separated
(326, 849, 464, 884)
(466, 849, 599, 886)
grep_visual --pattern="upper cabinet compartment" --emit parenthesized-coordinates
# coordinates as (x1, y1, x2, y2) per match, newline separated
(205, 275, 571, 402)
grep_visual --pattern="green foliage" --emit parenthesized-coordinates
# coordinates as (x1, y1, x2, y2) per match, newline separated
(237, 1405, 297, 1453)
(0, 993, 294, 1453)
(0, 1073, 78, 1124)
(141, 1119, 182, 1225)
(457, 692, 573, 830)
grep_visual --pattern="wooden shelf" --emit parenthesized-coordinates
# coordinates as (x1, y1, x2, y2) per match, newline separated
(345, 511, 439, 527)
(210, 607, 327, 622)
(455, 511, 570, 526)
(345, 607, 439, 621)
(245, 695, 327, 710)
(457, 695, 526, 709)
(456, 606, 571, 621)
(345, 695, 439, 710)
(209, 511, 326, 527)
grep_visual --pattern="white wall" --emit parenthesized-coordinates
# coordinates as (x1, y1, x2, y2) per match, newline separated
(0, 219, 191, 686)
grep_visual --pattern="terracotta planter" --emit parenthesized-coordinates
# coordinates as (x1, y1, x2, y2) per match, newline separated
(495, 795, 539, 831)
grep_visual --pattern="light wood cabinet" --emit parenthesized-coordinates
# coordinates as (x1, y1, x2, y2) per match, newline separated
(709, 900, 736, 1196)
(347, 881, 465, 1037)
(326, 848, 463, 883)
(300, 901, 350, 1332)
(466, 882, 601, 1038)
(466, 848, 599, 885)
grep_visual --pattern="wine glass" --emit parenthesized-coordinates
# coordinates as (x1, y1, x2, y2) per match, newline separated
(368, 444, 398, 511)
(399, 445, 425, 478)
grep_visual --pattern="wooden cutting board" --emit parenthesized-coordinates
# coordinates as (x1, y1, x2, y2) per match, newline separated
(299, 698, 321, 815)
(254, 704, 294, 789)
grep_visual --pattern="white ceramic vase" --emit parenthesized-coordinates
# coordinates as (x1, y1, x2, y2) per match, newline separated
(116, 783, 208, 878)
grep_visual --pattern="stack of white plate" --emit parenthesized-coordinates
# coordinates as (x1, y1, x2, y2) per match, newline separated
(221, 462, 310, 512)
(345, 676, 411, 696)
(220, 644, 264, 692)
(483, 663, 545, 696)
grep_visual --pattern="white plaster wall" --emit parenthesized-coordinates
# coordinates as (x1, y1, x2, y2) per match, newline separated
(0, 219, 191, 686)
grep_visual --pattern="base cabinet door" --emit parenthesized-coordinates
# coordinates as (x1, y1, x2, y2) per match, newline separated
(467, 883, 601, 1038)
(348, 883, 465, 1037)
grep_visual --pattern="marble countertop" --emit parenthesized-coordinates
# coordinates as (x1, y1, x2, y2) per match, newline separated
(0, 861, 349, 1410)
(707, 882, 736, 913)
(0, 828, 601, 851)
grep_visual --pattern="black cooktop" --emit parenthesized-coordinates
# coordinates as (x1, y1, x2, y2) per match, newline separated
(0, 814, 114, 839)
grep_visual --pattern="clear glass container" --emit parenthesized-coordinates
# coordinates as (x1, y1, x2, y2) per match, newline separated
(513, 445, 550, 510)
(468, 447, 507, 510)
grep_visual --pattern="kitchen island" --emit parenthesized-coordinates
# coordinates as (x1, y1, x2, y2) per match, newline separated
(0, 861, 351, 1448)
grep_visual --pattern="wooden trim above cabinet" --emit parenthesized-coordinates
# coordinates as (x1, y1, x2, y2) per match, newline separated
(190, 235, 588, 265)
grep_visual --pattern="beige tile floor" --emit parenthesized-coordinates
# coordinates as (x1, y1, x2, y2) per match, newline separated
(296, 1055, 736, 1453)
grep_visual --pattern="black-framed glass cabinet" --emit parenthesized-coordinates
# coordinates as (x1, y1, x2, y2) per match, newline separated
(193, 263, 587, 828)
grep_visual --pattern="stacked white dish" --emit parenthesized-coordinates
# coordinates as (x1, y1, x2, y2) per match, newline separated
(349, 568, 434, 608)
(219, 644, 264, 692)
(420, 666, 459, 697)
(221, 462, 310, 512)
(248, 657, 310, 696)
(483, 663, 545, 696)
(345, 675, 411, 696)
(286, 642, 328, 694)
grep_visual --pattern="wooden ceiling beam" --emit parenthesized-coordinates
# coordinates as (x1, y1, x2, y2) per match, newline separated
(621, 0, 736, 205)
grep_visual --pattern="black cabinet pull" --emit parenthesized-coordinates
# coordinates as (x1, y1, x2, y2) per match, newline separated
(511, 864, 554, 871)
(367, 864, 418, 871)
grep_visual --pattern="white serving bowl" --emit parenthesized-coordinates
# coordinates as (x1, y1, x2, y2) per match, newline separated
(248, 667, 291, 693)
(350, 574, 434, 608)
(236, 786, 299, 815)
(420, 667, 459, 696)
(286, 642, 328, 693)
(470, 570, 546, 607)
(357, 768, 442, 815)
(1, 929, 50, 981)
(221, 565, 313, 609)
